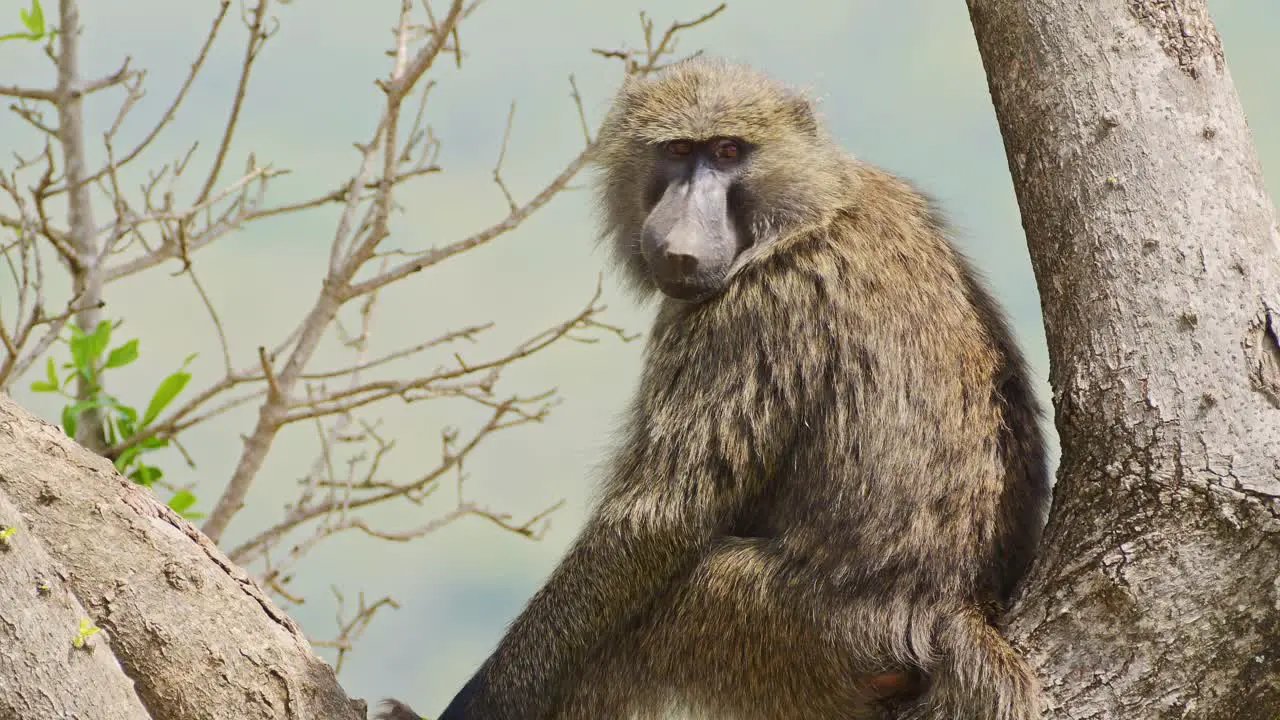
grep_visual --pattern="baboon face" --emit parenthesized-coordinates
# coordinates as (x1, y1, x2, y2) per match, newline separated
(639, 136, 752, 301)
(595, 58, 848, 304)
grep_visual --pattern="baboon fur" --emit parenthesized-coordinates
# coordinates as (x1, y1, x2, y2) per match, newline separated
(381, 57, 1050, 720)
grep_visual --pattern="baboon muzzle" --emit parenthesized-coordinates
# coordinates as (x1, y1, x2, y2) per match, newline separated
(640, 163, 741, 301)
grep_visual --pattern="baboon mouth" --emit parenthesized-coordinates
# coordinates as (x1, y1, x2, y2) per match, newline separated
(656, 277, 722, 302)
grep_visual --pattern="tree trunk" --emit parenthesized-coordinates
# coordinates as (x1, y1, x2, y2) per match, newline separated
(0, 393, 366, 720)
(55, 0, 108, 454)
(966, 0, 1280, 717)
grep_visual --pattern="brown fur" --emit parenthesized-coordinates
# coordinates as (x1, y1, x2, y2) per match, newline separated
(377, 57, 1049, 720)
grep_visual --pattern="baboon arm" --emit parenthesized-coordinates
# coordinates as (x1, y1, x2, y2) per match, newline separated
(436, 481, 730, 720)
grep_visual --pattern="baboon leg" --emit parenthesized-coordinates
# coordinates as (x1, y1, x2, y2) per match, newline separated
(902, 608, 1040, 720)
(550, 538, 913, 720)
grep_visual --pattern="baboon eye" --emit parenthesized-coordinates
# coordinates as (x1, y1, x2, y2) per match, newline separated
(666, 140, 695, 157)
(714, 139, 741, 161)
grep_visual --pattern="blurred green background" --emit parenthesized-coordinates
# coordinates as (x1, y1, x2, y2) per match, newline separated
(1, 0, 1276, 715)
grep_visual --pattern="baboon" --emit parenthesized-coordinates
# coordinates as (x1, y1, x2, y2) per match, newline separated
(377, 57, 1050, 720)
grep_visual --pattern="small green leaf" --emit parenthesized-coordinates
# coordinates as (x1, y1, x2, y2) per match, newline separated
(141, 371, 190, 427)
(68, 332, 91, 373)
(45, 356, 58, 388)
(73, 617, 101, 649)
(87, 320, 113, 362)
(0, 526, 16, 543)
(129, 464, 163, 487)
(168, 490, 197, 514)
(116, 414, 136, 441)
(29, 380, 57, 393)
(61, 405, 77, 438)
(21, 0, 44, 34)
(114, 446, 143, 471)
(140, 436, 168, 450)
(104, 339, 139, 369)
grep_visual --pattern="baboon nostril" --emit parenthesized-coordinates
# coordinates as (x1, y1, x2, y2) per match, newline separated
(663, 251, 699, 276)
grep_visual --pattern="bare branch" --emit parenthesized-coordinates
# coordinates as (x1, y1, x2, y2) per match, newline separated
(80, 57, 136, 95)
(569, 74, 593, 146)
(0, 84, 56, 101)
(282, 284, 610, 425)
(345, 147, 592, 298)
(313, 589, 399, 675)
(493, 102, 518, 211)
(298, 322, 492, 382)
(227, 394, 554, 564)
(193, 0, 271, 205)
(382, 0, 466, 100)
(0, 57, 132, 102)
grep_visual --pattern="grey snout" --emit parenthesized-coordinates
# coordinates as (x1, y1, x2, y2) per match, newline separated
(640, 165, 743, 301)
(653, 225, 703, 280)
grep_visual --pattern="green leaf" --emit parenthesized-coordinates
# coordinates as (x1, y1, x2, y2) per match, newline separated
(117, 404, 138, 423)
(141, 371, 190, 427)
(113, 435, 166, 472)
(20, 0, 44, 34)
(73, 617, 101, 649)
(29, 380, 57, 393)
(87, 320, 113, 362)
(45, 356, 58, 388)
(168, 490, 197, 514)
(116, 414, 136, 441)
(129, 464, 163, 486)
(104, 339, 139, 369)
(61, 405, 77, 438)
(113, 446, 143, 471)
(68, 331, 91, 373)
(0, 526, 16, 542)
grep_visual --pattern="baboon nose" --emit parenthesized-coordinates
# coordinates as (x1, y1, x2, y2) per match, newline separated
(662, 250, 699, 277)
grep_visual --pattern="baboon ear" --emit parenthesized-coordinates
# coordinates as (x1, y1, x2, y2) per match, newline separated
(785, 95, 819, 136)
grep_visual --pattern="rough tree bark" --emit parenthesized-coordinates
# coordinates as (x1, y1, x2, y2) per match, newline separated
(0, 486, 151, 720)
(0, 394, 366, 720)
(967, 0, 1280, 717)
